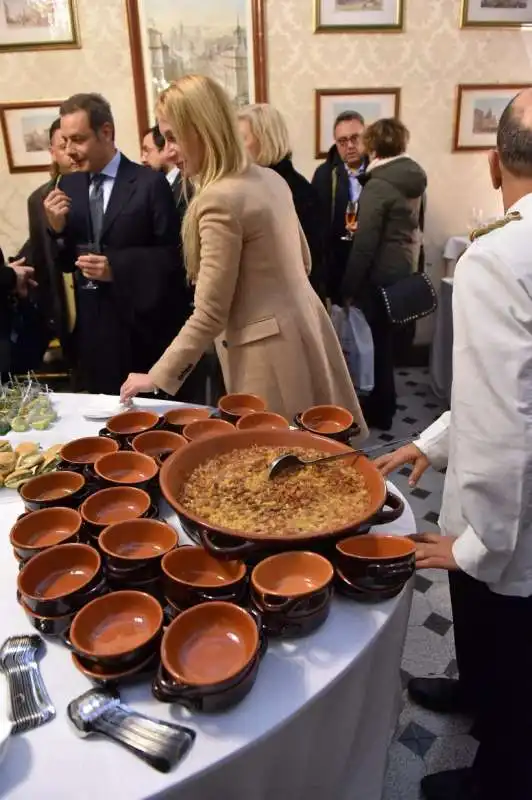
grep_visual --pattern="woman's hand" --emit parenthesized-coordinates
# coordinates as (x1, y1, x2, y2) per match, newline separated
(373, 443, 430, 487)
(120, 373, 156, 402)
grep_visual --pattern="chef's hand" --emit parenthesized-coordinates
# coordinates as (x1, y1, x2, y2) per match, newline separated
(44, 188, 71, 234)
(8, 258, 37, 298)
(121, 373, 156, 402)
(374, 443, 430, 487)
(76, 254, 112, 282)
(411, 533, 458, 571)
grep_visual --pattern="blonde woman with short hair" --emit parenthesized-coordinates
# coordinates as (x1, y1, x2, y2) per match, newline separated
(120, 75, 366, 434)
(239, 103, 324, 299)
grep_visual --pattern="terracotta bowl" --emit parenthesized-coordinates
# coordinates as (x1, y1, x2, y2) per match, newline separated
(21, 599, 75, 638)
(300, 405, 354, 437)
(93, 451, 158, 488)
(182, 418, 234, 442)
(236, 411, 289, 432)
(132, 430, 187, 464)
(106, 410, 160, 438)
(20, 470, 86, 512)
(161, 601, 259, 686)
(69, 590, 164, 668)
(218, 393, 266, 422)
(335, 534, 416, 593)
(10, 507, 82, 562)
(80, 486, 151, 530)
(252, 551, 333, 600)
(164, 407, 211, 432)
(18, 543, 102, 617)
(71, 649, 157, 682)
(60, 436, 119, 469)
(162, 547, 247, 609)
(99, 519, 178, 570)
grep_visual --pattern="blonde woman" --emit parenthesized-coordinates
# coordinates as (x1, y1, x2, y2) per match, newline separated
(238, 103, 324, 299)
(120, 75, 366, 434)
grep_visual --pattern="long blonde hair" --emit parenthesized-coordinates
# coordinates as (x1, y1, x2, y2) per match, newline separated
(156, 75, 249, 281)
(237, 103, 291, 167)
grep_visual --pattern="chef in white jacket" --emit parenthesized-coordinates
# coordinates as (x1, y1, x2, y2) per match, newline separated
(377, 88, 532, 800)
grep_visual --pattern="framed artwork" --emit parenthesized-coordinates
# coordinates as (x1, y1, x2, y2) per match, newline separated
(314, 0, 404, 32)
(315, 88, 401, 159)
(126, 0, 268, 139)
(453, 84, 530, 151)
(0, 0, 80, 52)
(0, 101, 60, 174)
(461, 0, 532, 28)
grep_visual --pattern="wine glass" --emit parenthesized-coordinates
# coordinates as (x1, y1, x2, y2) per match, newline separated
(76, 243, 99, 291)
(341, 201, 358, 241)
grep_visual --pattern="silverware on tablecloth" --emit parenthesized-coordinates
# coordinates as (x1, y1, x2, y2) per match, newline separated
(67, 688, 195, 773)
(268, 434, 419, 480)
(0, 634, 55, 733)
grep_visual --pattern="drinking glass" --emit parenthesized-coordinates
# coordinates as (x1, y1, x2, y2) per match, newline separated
(76, 243, 100, 291)
(341, 201, 358, 241)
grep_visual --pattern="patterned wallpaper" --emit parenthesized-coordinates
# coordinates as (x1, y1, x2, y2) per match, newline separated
(1, 0, 531, 311)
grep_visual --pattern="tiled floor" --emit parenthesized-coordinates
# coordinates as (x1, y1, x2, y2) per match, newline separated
(364, 369, 478, 800)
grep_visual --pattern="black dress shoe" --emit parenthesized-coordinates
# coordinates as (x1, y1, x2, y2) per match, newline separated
(408, 677, 471, 714)
(421, 768, 479, 800)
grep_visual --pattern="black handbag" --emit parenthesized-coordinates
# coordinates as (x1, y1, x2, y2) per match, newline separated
(379, 272, 437, 325)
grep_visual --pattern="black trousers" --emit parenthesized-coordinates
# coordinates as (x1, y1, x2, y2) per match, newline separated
(449, 570, 532, 799)
(364, 303, 396, 427)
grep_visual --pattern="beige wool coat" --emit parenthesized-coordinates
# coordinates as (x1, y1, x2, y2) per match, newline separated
(149, 164, 368, 437)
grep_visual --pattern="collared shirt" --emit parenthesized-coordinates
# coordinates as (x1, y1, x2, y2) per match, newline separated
(89, 150, 121, 213)
(166, 166, 180, 186)
(345, 162, 365, 203)
(416, 192, 532, 597)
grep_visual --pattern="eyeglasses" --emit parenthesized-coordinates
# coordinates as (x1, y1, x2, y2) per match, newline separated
(336, 135, 361, 147)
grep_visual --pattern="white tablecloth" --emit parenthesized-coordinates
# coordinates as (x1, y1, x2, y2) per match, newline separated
(0, 394, 416, 800)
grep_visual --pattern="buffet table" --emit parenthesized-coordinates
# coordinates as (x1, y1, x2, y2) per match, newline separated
(0, 394, 416, 800)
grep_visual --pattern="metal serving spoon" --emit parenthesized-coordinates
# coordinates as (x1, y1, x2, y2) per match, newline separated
(268, 435, 416, 480)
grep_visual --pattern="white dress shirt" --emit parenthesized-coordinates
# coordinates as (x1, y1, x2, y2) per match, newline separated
(166, 166, 179, 186)
(89, 150, 121, 213)
(416, 192, 532, 597)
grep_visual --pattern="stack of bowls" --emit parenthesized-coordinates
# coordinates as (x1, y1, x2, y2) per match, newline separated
(334, 534, 416, 601)
(298, 404, 357, 442)
(131, 430, 187, 465)
(10, 507, 82, 568)
(20, 470, 87, 512)
(162, 546, 247, 620)
(104, 410, 162, 444)
(17, 543, 105, 637)
(164, 407, 211, 434)
(182, 419, 234, 442)
(58, 436, 119, 478)
(217, 393, 266, 423)
(69, 590, 164, 683)
(93, 451, 159, 498)
(79, 486, 153, 546)
(99, 519, 178, 599)
(153, 601, 265, 710)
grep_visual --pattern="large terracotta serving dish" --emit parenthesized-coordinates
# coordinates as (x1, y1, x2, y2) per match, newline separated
(160, 429, 404, 560)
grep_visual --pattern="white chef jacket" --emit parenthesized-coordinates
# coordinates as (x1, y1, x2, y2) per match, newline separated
(416, 192, 532, 597)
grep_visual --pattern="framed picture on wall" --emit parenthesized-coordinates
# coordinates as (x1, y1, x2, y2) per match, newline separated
(315, 88, 400, 159)
(461, 0, 532, 28)
(0, 101, 60, 174)
(0, 1, 80, 52)
(314, 0, 404, 32)
(125, 0, 268, 139)
(453, 84, 530, 151)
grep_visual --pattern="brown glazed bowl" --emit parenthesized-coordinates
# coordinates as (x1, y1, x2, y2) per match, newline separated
(236, 412, 290, 432)
(164, 407, 211, 433)
(300, 405, 354, 437)
(59, 436, 119, 472)
(71, 649, 158, 683)
(161, 601, 259, 686)
(93, 451, 159, 490)
(182, 419, 235, 442)
(69, 590, 164, 668)
(162, 546, 247, 609)
(18, 543, 103, 617)
(21, 599, 76, 638)
(218, 393, 266, 422)
(20, 470, 86, 512)
(106, 410, 160, 440)
(131, 430, 187, 464)
(10, 507, 82, 562)
(335, 534, 416, 593)
(80, 487, 152, 535)
(99, 519, 178, 572)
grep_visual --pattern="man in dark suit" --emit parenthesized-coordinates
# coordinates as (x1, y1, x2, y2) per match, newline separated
(141, 125, 187, 224)
(43, 93, 189, 395)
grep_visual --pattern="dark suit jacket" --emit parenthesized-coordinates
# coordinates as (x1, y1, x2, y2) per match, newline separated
(0, 247, 15, 374)
(54, 154, 188, 393)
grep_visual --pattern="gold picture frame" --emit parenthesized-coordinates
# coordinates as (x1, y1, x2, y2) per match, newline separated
(314, 0, 404, 32)
(0, 101, 61, 174)
(460, 0, 532, 29)
(0, 1, 80, 53)
(453, 83, 531, 152)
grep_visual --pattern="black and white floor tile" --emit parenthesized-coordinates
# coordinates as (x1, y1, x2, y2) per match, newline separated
(363, 369, 479, 800)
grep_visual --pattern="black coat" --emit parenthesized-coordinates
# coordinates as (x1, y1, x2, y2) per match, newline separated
(0, 248, 15, 374)
(54, 155, 189, 394)
(269, 158, 325, 299)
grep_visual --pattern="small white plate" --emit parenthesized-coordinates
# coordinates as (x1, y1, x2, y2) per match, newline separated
(81, 396, 134, 421)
